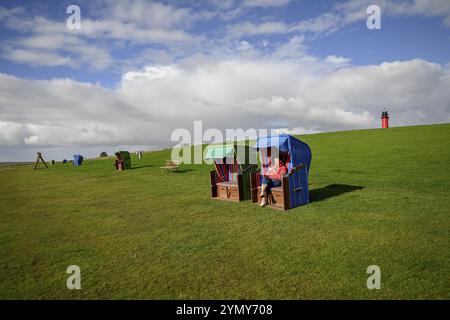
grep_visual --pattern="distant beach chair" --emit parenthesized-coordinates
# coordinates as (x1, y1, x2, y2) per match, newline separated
(73, 155, 84, 166)
(115, 151, 131, 171)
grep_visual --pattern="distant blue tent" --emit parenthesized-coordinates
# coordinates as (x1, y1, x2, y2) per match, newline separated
(73, 155, 84, 166)
(252, 134, 312, 209)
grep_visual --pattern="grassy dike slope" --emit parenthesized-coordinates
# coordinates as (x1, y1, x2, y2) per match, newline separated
(0, 123, 449, 299)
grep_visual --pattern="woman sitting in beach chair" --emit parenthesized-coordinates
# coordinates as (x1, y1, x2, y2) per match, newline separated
(259, 154, 288, 207)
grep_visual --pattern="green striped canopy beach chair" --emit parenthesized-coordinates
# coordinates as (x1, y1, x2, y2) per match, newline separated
(205, 143, 257, 202)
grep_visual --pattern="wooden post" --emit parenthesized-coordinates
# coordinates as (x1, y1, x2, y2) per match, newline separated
(33, 152, 49, 170)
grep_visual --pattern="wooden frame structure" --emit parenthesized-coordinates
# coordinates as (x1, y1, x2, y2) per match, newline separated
(250, 164, 306, 210)
(33, 152, 48, 170)
(206, 143, 257, 202)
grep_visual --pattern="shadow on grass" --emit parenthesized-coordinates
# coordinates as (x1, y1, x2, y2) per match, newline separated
(165, 168, 194, 174)
(130, 164, 153, 170)
(309, 184, 365, 202)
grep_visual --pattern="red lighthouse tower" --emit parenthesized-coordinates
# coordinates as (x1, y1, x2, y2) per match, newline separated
(381, 110, 389, 128)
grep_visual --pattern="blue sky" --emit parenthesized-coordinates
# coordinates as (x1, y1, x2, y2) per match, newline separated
(1, 0, 449, 85)
(0, 0, 449, 161)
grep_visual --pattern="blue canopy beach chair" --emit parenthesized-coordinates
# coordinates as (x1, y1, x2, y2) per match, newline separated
(73, 154, 84, 166)
(251, 134, 312, 210)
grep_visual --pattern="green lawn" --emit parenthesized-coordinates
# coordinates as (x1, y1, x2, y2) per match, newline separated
(0, 124, 449, 299)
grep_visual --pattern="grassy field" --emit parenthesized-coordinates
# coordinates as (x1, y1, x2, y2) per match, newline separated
(0, 124, 449, 299)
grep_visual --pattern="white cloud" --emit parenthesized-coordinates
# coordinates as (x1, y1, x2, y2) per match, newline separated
(337, 0, 450, 26)
(226, 0, 450, 39)
(325, 55, 351, 65)
(105, 0, 192, 29)
(227, 21, 290, 38)
(225, 13, 342, 39)
(242, 0, 291, 8)
(78, 19, 200, 44)
(0, 2, 202, 70)
(293, 12, 342, 34)
(122, 65, 180, 82)
(1, 57, 449, 160)
(0, 121, 33, 146)
(237, 40, 253, 51)
(3, 48, 75, 68)
(2, 0, 448, 75)
(10, 34, 114, 70)
(272, 35, 308, 58)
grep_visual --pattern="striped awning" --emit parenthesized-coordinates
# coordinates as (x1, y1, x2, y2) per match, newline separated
(205, 144, 234, 160)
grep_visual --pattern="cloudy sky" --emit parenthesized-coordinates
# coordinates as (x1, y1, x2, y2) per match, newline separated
(0, 0, 449, 161)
